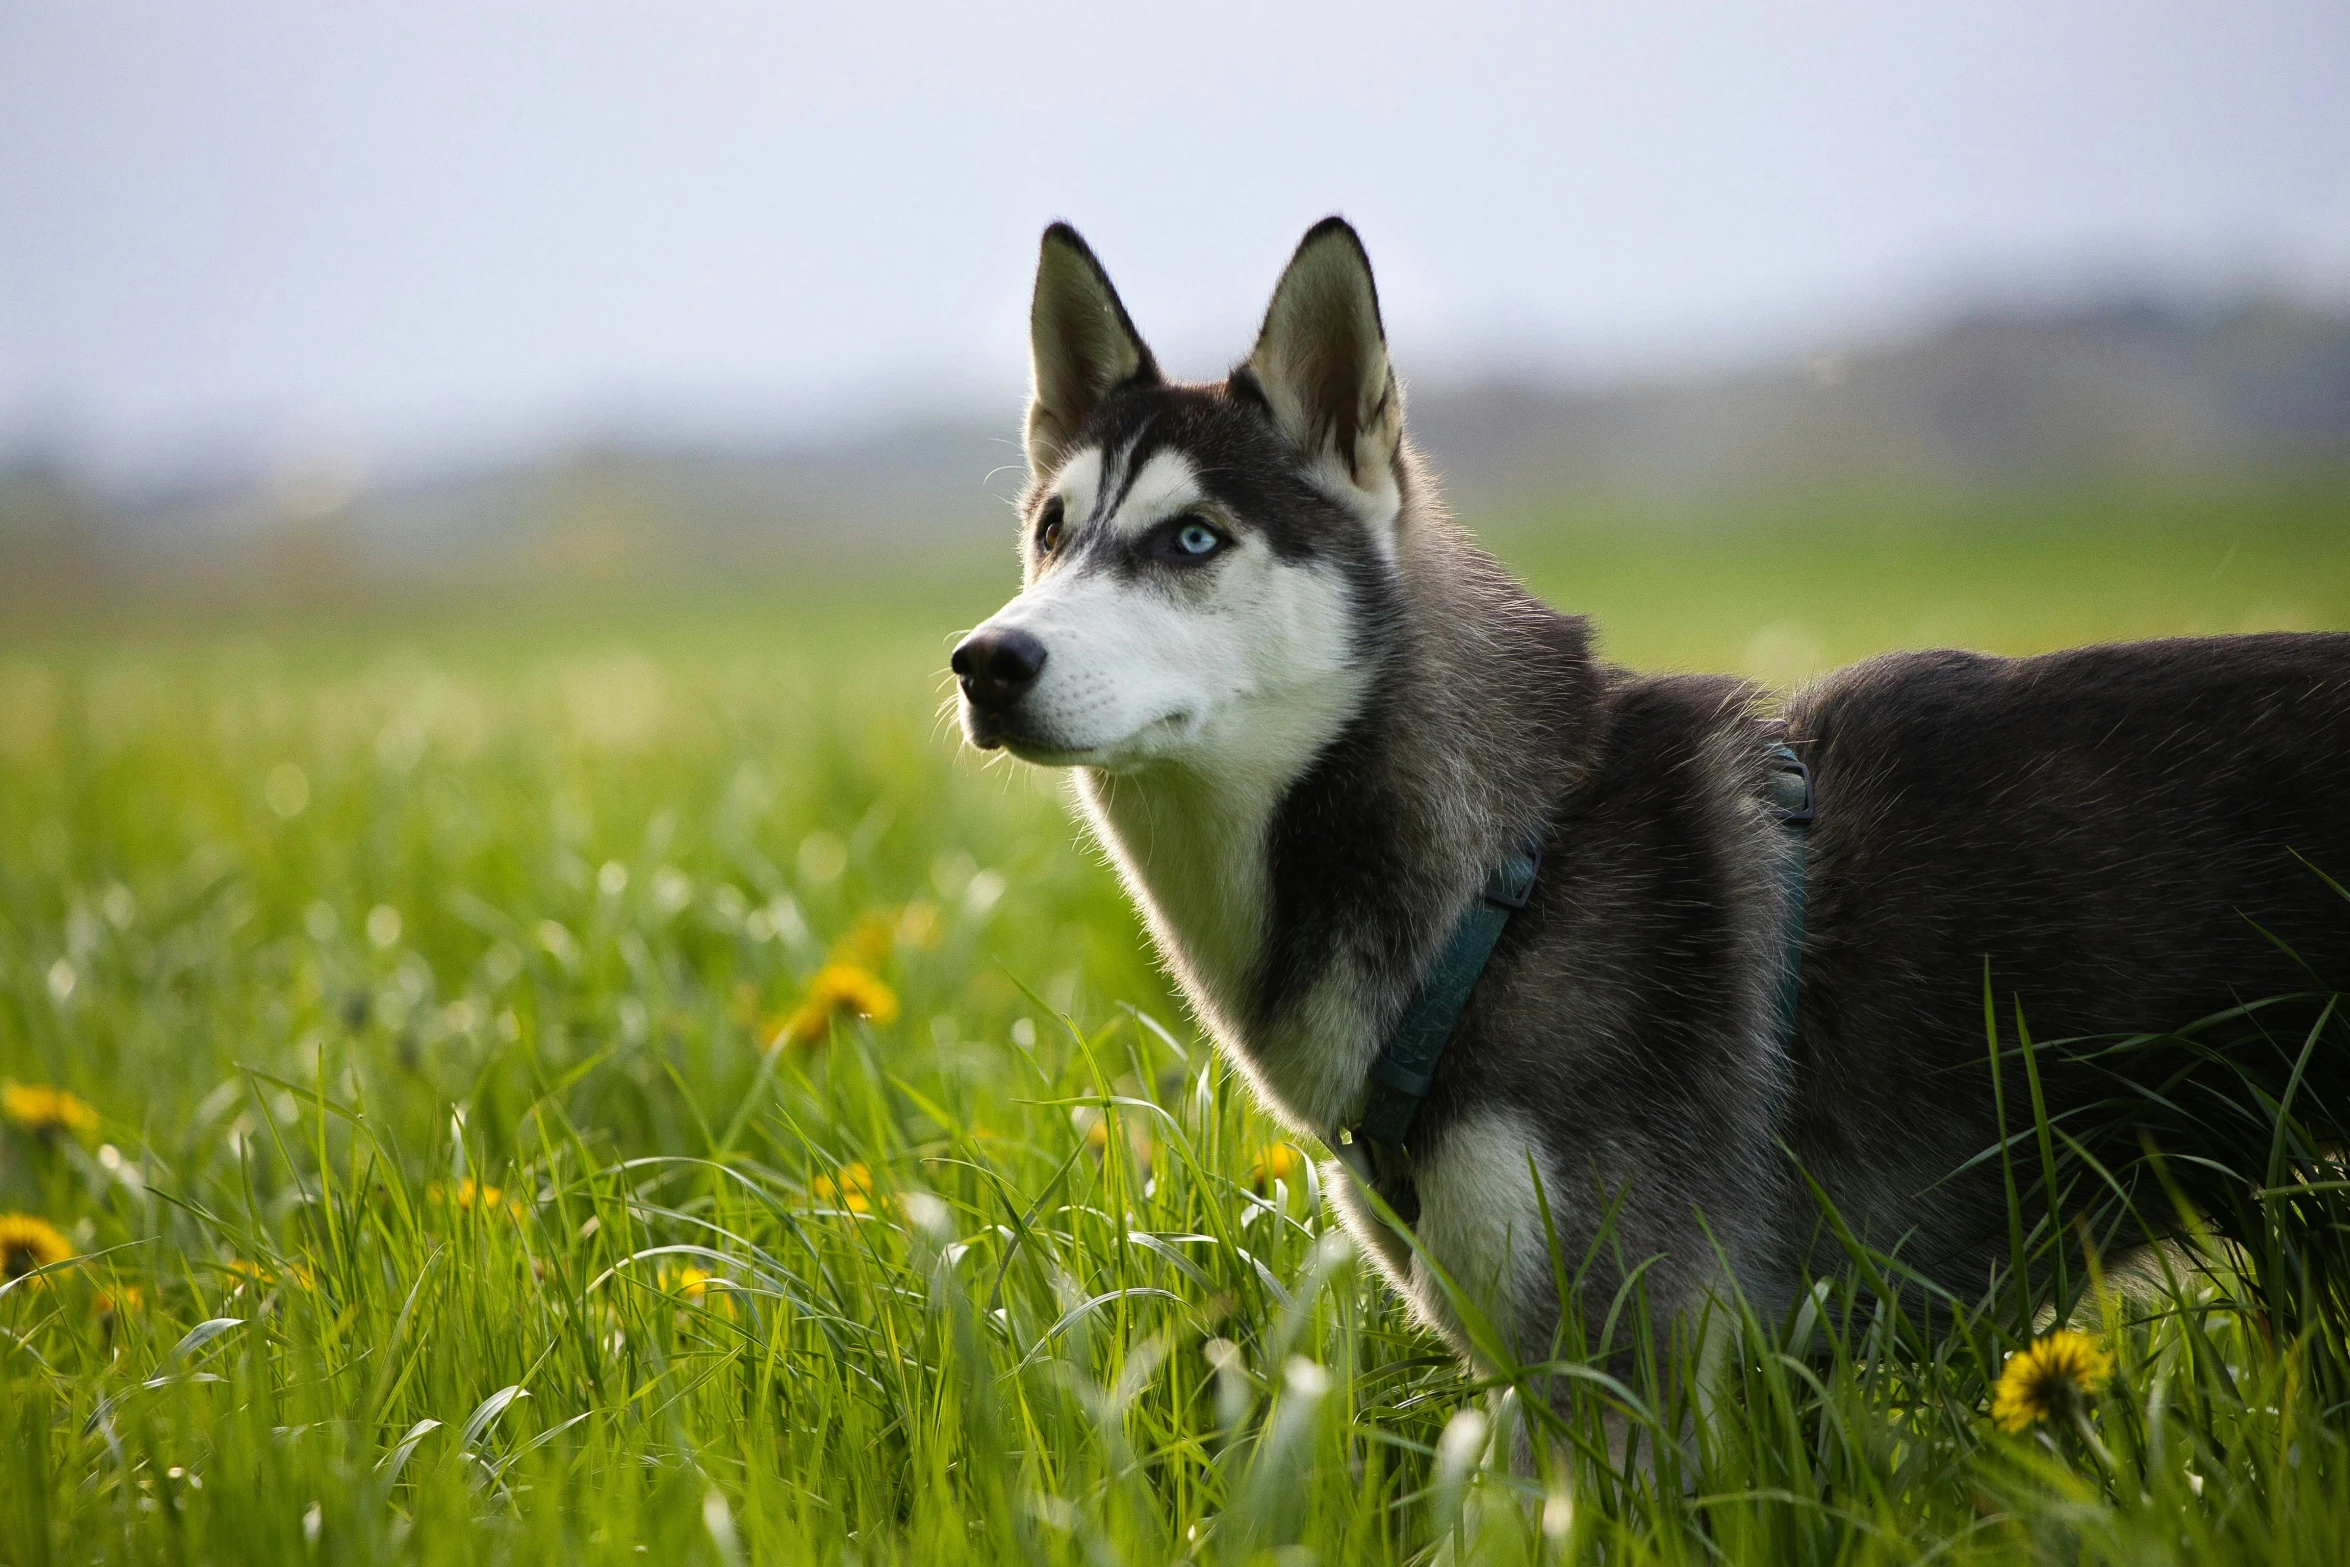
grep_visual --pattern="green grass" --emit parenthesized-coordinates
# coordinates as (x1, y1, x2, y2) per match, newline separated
(3, 492, 2349, 1565)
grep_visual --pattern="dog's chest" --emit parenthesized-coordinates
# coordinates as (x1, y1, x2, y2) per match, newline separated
(1076, 770, 1379, 1135)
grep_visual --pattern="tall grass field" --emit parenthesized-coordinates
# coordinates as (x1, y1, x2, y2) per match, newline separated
(4, 489, 2349, 1564)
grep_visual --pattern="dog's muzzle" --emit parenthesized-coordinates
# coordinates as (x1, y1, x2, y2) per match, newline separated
(951, 627, 1047, 747)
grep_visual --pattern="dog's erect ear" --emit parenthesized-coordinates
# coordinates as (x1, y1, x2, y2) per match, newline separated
(1027, 223, 1159, 475)
(1242, 217, 1402, 495)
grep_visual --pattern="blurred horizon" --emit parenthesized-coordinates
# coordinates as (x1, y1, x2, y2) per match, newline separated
(5, 286, 2348, 614)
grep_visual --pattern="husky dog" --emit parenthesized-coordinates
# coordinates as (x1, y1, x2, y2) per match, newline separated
(951, 217, 2350, 1382)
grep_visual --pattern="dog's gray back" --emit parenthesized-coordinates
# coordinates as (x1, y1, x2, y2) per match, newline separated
(1782, 636, 2350, 1273)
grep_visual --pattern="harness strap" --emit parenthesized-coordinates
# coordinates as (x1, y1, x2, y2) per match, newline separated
(1336, 742, 1813, 1187)
(1763, 743, 1813, 1054)
(1343, 837, 1543, 1165)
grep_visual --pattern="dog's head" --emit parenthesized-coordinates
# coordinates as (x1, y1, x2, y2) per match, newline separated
(953, 219, 1408, 776)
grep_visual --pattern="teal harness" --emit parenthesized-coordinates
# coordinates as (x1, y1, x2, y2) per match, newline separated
(1337, 743, 1814, 1180)
(1760, 743, 1814, 1051)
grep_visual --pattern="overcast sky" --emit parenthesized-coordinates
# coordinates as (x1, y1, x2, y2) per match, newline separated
(4, 0, 2346, 479)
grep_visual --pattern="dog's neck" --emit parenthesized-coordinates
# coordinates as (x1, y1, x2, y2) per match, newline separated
(1075, 511, 1594, 1137)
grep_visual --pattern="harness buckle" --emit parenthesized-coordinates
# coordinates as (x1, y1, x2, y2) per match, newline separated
(1482, 843, 1543, 909)
(1766, 745, 1814, 827)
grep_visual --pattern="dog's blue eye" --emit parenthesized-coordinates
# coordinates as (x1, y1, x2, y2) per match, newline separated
(1174, 522, 1222, 557)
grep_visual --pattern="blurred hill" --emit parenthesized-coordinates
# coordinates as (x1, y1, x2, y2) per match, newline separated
(1415, 297, 2350, 512)
(5, 295, 2346, 609)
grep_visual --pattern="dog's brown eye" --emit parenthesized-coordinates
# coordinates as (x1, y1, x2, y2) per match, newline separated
(1036, 500, 1064, 555)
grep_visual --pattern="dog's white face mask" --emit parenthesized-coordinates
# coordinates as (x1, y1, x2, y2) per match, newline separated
(954, 220, 1404, 785)
(958, 442, 1371, 781)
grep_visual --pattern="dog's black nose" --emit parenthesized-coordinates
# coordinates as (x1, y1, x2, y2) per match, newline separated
(952, 627, 1047, 708)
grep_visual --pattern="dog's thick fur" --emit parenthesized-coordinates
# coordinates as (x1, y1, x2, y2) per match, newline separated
(953, 218, 2350, 1375)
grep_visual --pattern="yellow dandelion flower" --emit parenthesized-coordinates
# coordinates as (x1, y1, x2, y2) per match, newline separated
(427, 1177, 518, 1212)
(453, 1178, 503, 1211)
(1079, 1111, 1152, 1171)
(658, 1264, 739, 1318)
(225, 1257, 317, 1296)
(95, 1282, 144, 1342)
(3, 1083, 99, 1140)
(810, 1162, 875, 1213)
(1, 1214, 75, 1283)
(1250, 1142, 1305, 1193)
(1992, 1329, 2113, 1433)
(774, 963, 899, 1047)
